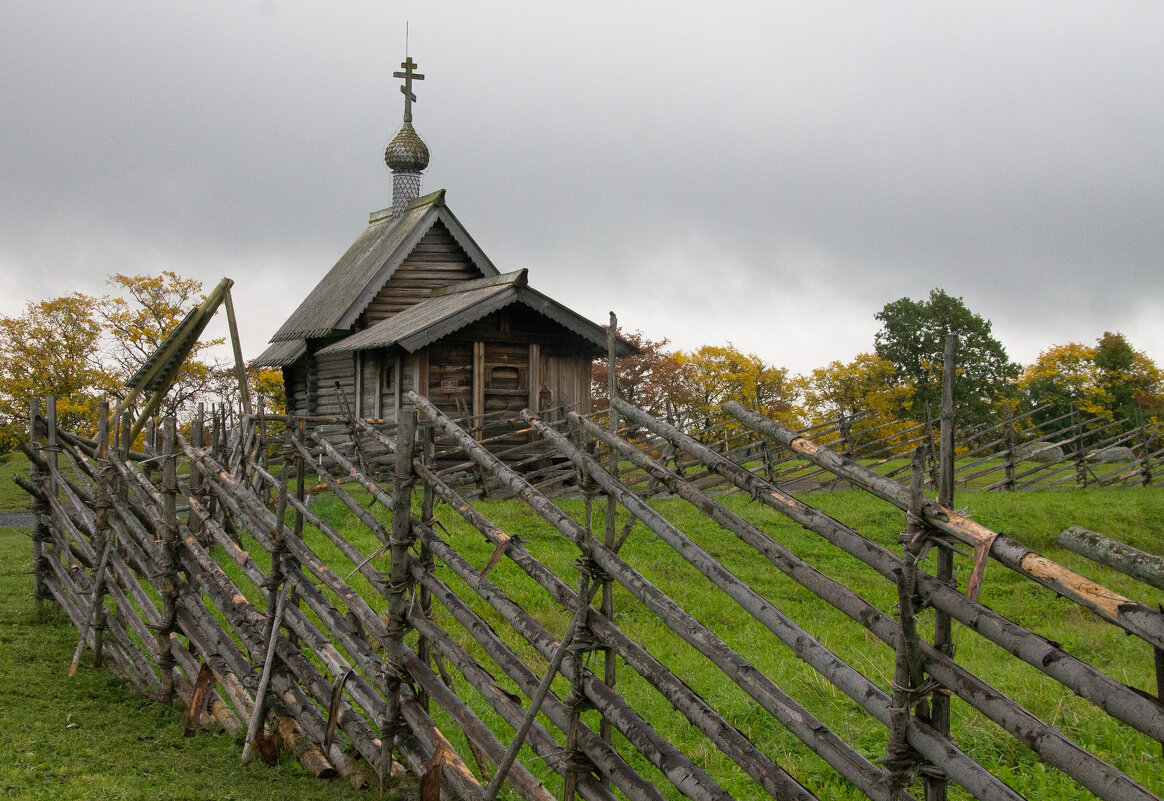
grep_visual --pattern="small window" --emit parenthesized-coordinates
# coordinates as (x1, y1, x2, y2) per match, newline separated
(490, 365, 520, 390)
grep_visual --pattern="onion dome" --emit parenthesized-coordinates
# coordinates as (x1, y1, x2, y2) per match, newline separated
(384, 121, 430, 172)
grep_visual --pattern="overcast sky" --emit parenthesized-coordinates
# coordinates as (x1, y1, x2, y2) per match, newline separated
(2, 2, 1162, 375)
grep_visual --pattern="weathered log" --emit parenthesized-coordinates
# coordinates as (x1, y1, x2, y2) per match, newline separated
(569, 412, 1158, 801)
(1058, 526, 1164, 592)
(615, 399, 1164, 745)
(409, 392, 914, 801)
(525, 411, 1019, 801)
(722, 400, 1164, 652)
(400, 442, 821, 801)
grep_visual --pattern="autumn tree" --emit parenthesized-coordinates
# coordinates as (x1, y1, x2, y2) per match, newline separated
(874, 289, 1018, 426)
(794, 353, 916, 454)
(591, 330, 692, 420)
(0, 294, 108, 450)
(99, 272, 221, 419)
(1021, 333, 1162, 433)
(676, 344, 798, 434)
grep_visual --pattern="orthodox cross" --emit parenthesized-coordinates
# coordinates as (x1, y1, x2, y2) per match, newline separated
(394, 57, 424, 123)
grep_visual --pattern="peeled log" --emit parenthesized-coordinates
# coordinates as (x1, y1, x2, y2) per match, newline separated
(1057, 526, 1164, 593)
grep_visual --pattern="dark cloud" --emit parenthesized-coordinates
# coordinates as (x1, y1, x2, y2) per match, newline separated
(2, 2, 1161, 373)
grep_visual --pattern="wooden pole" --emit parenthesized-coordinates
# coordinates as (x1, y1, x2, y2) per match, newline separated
(157, 416, 179, 703)
(28, 397, 47, 616)
(383, 405, 418, 787)
(417, 423, 436, 713)
(1057, 526, 1164, 592)
(601, 311, 617, 774)
(1004, 402, 1016, 492)
(928, 334, 956, 801)
(223, 286, 252, 417)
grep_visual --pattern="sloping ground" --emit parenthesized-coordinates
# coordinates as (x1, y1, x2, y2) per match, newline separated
(0, 523, 371, 801)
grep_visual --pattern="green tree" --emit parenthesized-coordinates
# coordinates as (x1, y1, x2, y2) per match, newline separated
(794, 352, 915, 453)
(874, 289, 1018, 426)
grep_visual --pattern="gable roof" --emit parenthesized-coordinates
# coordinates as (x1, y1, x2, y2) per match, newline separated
(317, 269, 637, 357)
(269, 190, 499, 342)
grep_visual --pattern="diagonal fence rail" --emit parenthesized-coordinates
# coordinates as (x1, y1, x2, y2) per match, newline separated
(19, 392, 1164, 801)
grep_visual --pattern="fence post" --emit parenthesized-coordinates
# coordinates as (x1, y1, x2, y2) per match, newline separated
(929, 334, 956, 801)
(1141, 421, 1153, 488)
(158, 416, 179, 703)
(286, 416, 305, 650)
(924, 404, 939, 488)
(601, 311, 618, 777)
(885, 449, 932, 792)
(1004, 402, 1016, 492)
(382, 404, 418, 787)
(417, 422, 436, 714)
(28, 397, 49, 616)
(1072, 407, 1087, 487)
(190, 402, 205, 542)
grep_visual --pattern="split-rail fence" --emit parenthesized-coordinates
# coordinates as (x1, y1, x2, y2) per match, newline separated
(19, 388, 1164, 801)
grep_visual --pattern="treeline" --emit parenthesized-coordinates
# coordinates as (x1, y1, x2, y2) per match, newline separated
(0, 273, 281, 451)
(3, 276, 1159, 454)
(592, 289, 1163, 449)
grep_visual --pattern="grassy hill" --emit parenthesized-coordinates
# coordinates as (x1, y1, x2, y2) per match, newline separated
(3, 473, 1162, 799)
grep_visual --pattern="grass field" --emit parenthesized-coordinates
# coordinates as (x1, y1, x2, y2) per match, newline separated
(3, 458, 1163, 799)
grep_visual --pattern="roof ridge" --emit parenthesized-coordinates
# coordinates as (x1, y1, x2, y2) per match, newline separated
(429, 268, 528, 297)
(369, 188, 446, 224)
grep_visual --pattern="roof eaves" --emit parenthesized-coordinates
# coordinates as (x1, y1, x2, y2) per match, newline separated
(514, 287, 638, 356)
(397, 288, 520, 351)
(429, 268, 527, 297)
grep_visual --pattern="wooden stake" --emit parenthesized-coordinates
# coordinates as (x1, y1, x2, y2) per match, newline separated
(157, 416, 179, 703)
(383, 405, 418, 788)
(28, 397, 47, 616)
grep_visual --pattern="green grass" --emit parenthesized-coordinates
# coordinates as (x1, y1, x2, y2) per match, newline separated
(0, 451, 31, 512)
(299, 485, 1164, 800)
(0, 523, 370, 801)
(4, 475, 1164, 800)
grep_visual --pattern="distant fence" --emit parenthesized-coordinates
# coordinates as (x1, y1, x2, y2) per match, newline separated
(19, 391, 1164, 801)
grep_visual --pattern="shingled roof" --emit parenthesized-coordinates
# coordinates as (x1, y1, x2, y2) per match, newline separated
(269, 190, 498, 343)
(317, 269, 637, 357)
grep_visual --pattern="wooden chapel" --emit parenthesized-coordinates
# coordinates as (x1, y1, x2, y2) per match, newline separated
(254, 57, 634, 439)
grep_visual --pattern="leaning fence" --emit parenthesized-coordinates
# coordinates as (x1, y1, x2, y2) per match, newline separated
(19, 388, 1164, 800)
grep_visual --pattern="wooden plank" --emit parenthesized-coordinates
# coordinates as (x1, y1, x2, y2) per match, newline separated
(473, 341, 485, 433)
(528, 344, 540, 412)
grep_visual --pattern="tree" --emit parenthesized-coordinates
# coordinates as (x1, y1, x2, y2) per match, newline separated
(591, 330, 690, 419)
(99, 272, 221, 419)
(676, 344, 798, 434)
(874, 289, 1018, 426)
(1094, 331, 1161, 423)
(1021, 334, 1162, 433)
(0, 294, 107, 450)
(795, 353, 916, 454)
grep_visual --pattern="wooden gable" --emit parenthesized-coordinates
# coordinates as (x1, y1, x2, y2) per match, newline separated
(361, 220, 485, 326)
